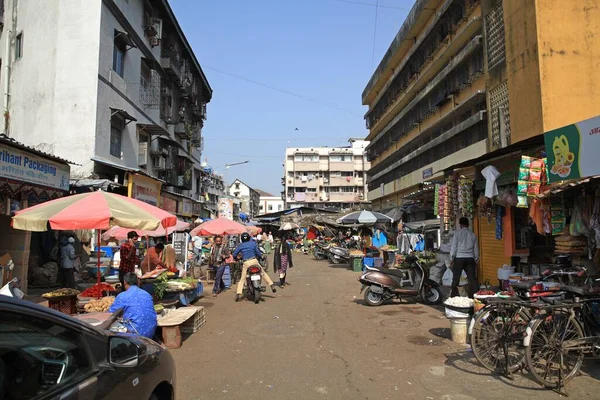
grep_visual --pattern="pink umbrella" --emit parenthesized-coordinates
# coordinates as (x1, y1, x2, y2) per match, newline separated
(101, 219, 190, 241)
(190, 217, 248, 236)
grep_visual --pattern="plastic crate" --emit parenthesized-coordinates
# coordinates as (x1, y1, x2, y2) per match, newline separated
(351, 257, 363, 272)
(373, 257, 384, 268)
(48, 295, 78, 315)
(180, 307, 206, 333)
(363, 257, 374, 267)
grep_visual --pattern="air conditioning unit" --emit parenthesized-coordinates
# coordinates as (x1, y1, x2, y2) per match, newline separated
(153, 156, 166, 170)
(151, 18, 163, 39)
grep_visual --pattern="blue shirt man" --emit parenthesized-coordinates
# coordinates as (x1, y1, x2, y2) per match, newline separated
(109, 272, 157, 338)
(233, 240, 262, 261)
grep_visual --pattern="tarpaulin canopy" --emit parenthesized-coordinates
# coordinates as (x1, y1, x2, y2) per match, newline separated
(403, 219, 441, 233)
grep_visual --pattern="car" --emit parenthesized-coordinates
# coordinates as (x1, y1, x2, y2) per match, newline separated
(0, 295, 175, 399)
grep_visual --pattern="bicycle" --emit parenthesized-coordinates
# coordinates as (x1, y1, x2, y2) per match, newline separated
(523, 285, 600, 393)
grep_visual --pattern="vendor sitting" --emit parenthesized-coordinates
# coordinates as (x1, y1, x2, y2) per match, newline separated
(141, 243, 166, 273)
(109, 272, 157, 338)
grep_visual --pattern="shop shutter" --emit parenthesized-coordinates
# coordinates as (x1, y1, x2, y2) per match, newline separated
(478, 216, 510, 285)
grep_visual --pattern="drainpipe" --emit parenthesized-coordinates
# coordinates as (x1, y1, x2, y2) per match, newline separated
(2, 0, 17, 137)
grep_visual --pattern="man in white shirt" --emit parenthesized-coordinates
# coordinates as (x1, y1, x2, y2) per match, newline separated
(450, 217, 480, 298)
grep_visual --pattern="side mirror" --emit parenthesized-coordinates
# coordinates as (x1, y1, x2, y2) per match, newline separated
(109, 336, 142, 367)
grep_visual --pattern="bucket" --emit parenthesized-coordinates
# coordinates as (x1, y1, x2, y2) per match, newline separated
(449, 317, 469, 344)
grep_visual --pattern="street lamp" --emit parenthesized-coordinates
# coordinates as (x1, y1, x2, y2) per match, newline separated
(224, 160, 250, 194)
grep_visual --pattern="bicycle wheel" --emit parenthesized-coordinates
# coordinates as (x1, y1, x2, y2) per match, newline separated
(525, 311, 584, 388)
(471, 303, 530, 373)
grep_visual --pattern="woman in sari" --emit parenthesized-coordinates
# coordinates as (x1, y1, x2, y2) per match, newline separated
(273, 237, 293, 287)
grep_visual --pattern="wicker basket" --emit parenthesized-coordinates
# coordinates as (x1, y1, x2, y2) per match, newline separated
(180, 307, 206, 333)
(48, 295, 78, 315)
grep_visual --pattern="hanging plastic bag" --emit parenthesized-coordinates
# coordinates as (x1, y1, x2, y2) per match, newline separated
(441, 269, 468, 286)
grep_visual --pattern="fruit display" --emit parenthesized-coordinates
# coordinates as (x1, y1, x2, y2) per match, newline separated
(84, 296, 115, 312)
(42, 288, 80, 298)
(80, 283, 115, 297)
(476, 290, 496, 296)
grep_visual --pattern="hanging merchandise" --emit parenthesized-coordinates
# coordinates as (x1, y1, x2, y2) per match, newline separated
(458, 178, 474, 218)
(438, 184, 446, 218)
(550, 197, 566, 236)
(570, 195, 589, 237)
(477, 193, 490, 217)
(495, 205, 505, 239)
(481, 165, 501, 198)
(433, 184, 440, 216)
(444, 177, 457, 231)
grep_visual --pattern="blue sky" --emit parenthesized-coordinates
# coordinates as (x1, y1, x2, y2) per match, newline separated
(170, 0, 413, 195)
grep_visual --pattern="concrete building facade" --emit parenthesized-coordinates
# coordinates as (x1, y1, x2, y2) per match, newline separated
(363, 0, 600, 213)
(228, 179, 260, 218)
(0, 0, 211, 215)
(283, 138, 370, 210)
(256, 190, 284, 215)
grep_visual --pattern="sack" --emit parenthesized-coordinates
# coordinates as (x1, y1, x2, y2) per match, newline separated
(73, 257, 82, 272)
(441, 268, 468, 287)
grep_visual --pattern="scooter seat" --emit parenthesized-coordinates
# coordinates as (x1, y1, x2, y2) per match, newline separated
(372, 267, 406, 278)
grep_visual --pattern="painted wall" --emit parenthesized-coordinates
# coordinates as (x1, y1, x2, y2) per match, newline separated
(0, 0, 102, 172)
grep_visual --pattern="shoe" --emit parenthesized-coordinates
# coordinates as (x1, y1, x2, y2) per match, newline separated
(271, 284, 277, 293)
(212, 293, 218, 297)
(234, 294, 242, 302)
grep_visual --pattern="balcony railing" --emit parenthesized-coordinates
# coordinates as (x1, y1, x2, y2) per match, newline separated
(161, 50, 182, 83)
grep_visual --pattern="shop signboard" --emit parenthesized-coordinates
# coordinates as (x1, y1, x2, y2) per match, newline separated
(181, 199, 193, 216)
(171, 232, 189, 272)
(192, 202, 202, 216)
(160, 196, 177, 213)
(422, 167, 433, 179)
(544, 114, 600, 183)
(219, 197, 234, 220)
(0, 143, 70, 191)
(132, 174, 160, 206)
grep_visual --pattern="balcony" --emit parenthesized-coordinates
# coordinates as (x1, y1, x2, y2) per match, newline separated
(174, 123, 187, 139)
(329, 162, 355, 172)
(160, 169, 178, 187)
(192, 102, 207, 120)
(161, 50, 182, 84)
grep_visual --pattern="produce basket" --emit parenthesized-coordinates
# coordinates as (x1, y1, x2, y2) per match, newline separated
(48, 295, 78, 315)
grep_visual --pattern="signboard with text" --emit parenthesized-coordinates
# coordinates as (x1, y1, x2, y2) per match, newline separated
(219, 197, 234, 220)
(544, 115, 600, 183)
(0, 143, 70, 191)
(160, 196, 177, 213)
(132, 174, 160, 206)
(181, 199, 193, 217)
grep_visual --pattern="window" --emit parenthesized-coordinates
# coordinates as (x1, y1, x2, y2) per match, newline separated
(110, 116, 124, 157)
(341, 171, 353, 177)
(268, 204, 273, 211)
(259, 205, 264, 211)
(341, 187, 355, 193)
(113, 32, 126, 77)
(0, 311, 94, 397)
(307, 188, 317, 192)
(294, 154, 318, 162)
(278, 204, 283, 211)
(235, 183, 240, 189)
(15, 33, 23, 60)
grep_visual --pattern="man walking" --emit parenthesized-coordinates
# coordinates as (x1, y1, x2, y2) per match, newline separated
(210, 235, 230, 297)
(450, 217, 480, 298)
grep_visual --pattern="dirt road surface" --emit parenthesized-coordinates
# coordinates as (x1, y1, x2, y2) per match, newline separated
(172, 254, 600, 399)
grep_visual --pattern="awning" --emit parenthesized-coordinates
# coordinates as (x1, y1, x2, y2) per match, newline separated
(537, 175, 600, 199)
(91, 157, 163, 182)
(114, 29, 136, 50)
(110, 108, 137, 124)
(137, 123, 169, 136)
(70, 179, 124, 191)
(403, 219, 441, 233)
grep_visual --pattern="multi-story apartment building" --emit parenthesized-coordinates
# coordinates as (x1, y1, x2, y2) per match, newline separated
(363, 0, 599, 213)
(283, 138, 370, 210)
(256, 190, 284, 215)
(228, 179, 260, 218)
(363, 0, 486, 212)
(0, 0, 211, 215)
(200, 166, 226, 218)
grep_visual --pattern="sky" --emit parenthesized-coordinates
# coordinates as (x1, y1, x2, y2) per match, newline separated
(170, 0, 414, 195)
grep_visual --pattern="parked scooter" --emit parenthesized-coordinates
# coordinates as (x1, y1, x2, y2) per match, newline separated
(358, 254, 442, 306)
(313, 242, 330, 260)
(258, 243, 269, 270)
(244, 264, 266, 304)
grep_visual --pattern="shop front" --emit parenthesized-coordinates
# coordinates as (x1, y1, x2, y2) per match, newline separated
(128, 173, 161, 206)
(0, 137, 71, 290)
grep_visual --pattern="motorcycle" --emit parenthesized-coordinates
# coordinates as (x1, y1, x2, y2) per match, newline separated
(358, 254, 442, 306)
(313, 241, 331, 260)
(258, 243, 269, 270)
(244, 264, 266, 304)
(329, 245, 379, 265)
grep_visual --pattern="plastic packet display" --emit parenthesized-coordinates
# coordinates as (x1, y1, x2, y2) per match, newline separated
(519, 168, 530, 181)
(517, 195, 528, 208)
(518, 181, 528, 194)
(520, 156, 532, 169)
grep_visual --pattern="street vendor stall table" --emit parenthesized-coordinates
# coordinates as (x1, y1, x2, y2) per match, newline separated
(157, 306, 205, 348)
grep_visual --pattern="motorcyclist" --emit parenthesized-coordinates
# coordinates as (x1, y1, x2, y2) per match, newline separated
(233, 232, 276, 302)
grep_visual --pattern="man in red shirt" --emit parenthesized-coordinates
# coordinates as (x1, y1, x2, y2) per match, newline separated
(141, 243, 166, 274)
(119, 231, 139, 290)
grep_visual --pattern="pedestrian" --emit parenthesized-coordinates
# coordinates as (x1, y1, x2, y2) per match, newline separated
(264, 231, 273, 254)
(210, 235, 230, 297)
(450, 217, 480, 298)
(273, 235, 293, 287)
(119, 231, 140, 290)
(59, 236, 77, 288)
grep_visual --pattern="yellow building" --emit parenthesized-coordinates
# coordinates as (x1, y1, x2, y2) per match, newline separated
(363, 0, 600, 215)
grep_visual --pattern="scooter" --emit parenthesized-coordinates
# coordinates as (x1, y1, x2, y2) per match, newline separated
(358, 253, 442, 306)
(244, 264, 266, 304)
(258, 244, 269, 270)
(313, 242, 330, 260)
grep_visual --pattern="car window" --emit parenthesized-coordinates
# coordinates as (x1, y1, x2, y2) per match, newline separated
(0, 311, 94, 400)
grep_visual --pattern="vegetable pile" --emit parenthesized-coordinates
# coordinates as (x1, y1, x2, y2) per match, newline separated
(42, 288, 80, 298)
(84, 296, 115, 312)
(80, 283, 115, 298)
(476, 290, 496, 296)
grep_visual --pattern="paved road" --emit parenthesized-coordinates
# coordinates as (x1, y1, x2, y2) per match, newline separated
(172, 254, 600, 400)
